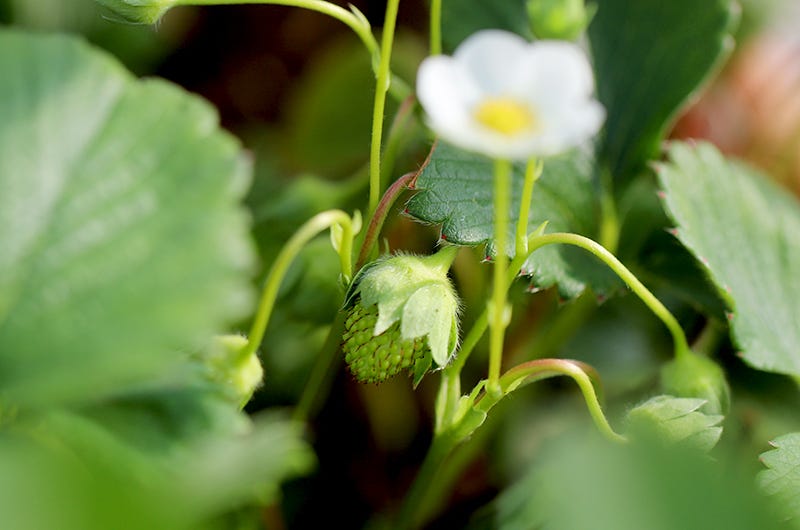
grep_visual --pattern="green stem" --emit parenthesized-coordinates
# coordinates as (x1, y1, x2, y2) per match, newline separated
(242, 210, 356, 362)
(184, 0, 378, 59)
(514, 158, 542, 257)
(435, 364, 461, 434)
(479, 358, 626, 443)
(527, 232, 690, 358)
(429, 0, 443, 55)
(368, 0, 402, 217)
(488, 158, 512, 395)
(355, 172, 415, 270)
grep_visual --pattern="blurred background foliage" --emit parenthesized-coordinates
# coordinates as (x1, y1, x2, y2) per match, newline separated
(2, 0, 800, 528)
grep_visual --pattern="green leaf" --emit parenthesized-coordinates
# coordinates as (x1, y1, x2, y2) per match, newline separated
(0, 30, 254, 407)
(404, 142, 620, 298)
(494, 430, 780, 530)
(440, 0, 530, 53)
(0, 408, 314, 530)
(626, 395, 723, 452)
(658, 142, 800, 376)
(758, 432, 800, 525)
(588, 0, 738, 184)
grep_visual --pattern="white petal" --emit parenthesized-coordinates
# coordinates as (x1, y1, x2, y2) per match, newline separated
(517, 41, 596, 105)
(417, 55, 481, 137)
(453, 29, 531, 94)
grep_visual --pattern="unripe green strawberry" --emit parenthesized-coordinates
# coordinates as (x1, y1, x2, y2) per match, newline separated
(526, 0, 596, 41)
(342, 303, 431, 384)
(208, 334, 263, 408)
(661, 349, 730, 415)
(342, 248, 460, 385)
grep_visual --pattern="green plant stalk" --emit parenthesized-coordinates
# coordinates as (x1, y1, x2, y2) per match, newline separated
(481, 358, 626, 443)
(429, 0, 442, 55)
(488, 158, 512, 395)
(368, 0, 402, 217)
(527, 232, 690, 358)
(242, 209, 356, 362)
(445, 226, 689, 417)
(356, 172, 415, 270)
(514, 158, 542, 257)
(404, 357, 624, 529)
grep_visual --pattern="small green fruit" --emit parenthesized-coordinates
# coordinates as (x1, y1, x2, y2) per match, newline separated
(526, 0, 596, 41)
(661, 350, 730, 415)
(342, 304, 431, 384)
(342, 249, 460, 384)
(208, 334, 264, 408)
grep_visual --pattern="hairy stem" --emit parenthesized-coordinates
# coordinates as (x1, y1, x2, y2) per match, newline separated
(368, 0, 402, 217)
(356, 172, 415, 270)
(527, 232, 690, 358)
(484, 358, 626, 443)
(243, 210, 356, 362)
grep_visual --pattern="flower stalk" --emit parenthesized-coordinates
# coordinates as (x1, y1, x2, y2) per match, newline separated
(488, 158, 513, 395)
(242, 209, 358, 362)
(368, 0, 402, 217)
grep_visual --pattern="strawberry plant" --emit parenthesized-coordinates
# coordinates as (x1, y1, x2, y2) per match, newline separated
(2, 0, 800, 528)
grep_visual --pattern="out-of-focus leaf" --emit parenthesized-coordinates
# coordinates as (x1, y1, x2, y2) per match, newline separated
(626, 395, 723, 452)
(589, 0, 738, 184)
(658, 142, 800, 376)
(0, 408, 314, 530)
(440, 0, 530, 53)
(493, 429, 779, 530)
(405, 142, 620, 298)
(758, 432, 800, 526)
(0, 29, 254, 407)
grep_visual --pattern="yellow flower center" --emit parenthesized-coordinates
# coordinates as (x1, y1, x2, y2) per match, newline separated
(474, 97, 537, 136)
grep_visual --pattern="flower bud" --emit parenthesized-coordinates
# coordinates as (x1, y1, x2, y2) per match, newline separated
(208, 334, 263, 408)
(526, 0, 596, 41)
(94, 0, 176, 24)
(342, 251, 460, 385)
(660, 350, 730, 415)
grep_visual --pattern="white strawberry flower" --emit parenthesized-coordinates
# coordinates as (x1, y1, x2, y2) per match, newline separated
(416, 29, 605, 160)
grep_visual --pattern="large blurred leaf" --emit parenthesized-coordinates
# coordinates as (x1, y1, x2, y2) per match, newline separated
(589, 0, 738, 184)
(405, 142, 619, 298)
(0, 409, 314, 530)
(758, 432, 800, 526)
(0, 29, 254, 406)
(493, 430, 779, 530)
(658, 142, 800, 376)
(440, 0, 529, 53)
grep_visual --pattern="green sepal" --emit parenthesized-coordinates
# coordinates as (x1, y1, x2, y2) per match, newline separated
(412, 354, 433, 388)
